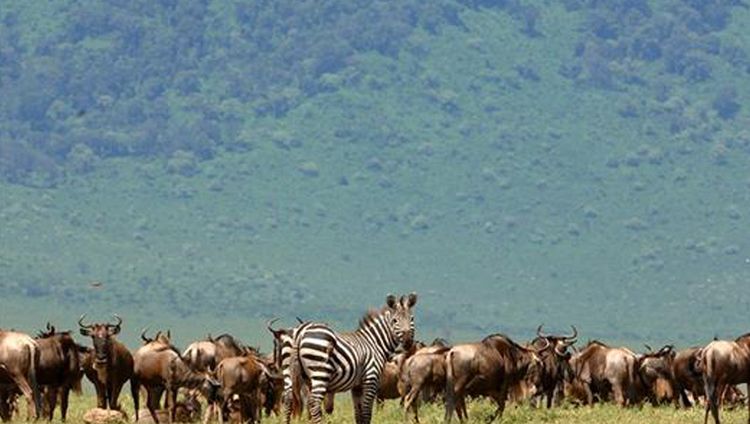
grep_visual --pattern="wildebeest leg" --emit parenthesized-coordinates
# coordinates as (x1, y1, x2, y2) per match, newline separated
(60, 387, 70, 422)
(703, 377, 719, 424)
(44, 387, 58, 420)
(486, 388, 508, 423)
(0, 390, 10, 422)
(109, 379, 125, 411)
(131, 377, 140, 421)
(93, 380, 106, 409)
(611, 380, 626, 407)
(147, 388, 162, 424)
(167, 386, 178, 424)
(11, 374, 38, 420)
(403, 382, 422, 423)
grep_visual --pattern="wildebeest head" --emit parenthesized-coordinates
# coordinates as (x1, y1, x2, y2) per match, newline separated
(535, 324, 578, 358)
(78, 314, 122, 364)
(266, 318, 288, 369)
(385, 292, 418, 351)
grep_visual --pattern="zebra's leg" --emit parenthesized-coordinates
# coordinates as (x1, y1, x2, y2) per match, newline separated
(352, 386, 364, 424)
(357, 377, 381, 424)
(307, 382, 327, 424)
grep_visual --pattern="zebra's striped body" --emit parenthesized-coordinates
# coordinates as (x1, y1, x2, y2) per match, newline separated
(282, 293, 417, 424)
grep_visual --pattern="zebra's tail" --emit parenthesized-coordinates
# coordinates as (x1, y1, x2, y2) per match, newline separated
(444, 350, 456, 423)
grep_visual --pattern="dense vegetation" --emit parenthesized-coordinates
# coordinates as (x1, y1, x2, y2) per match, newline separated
(1, 0, 750, 347)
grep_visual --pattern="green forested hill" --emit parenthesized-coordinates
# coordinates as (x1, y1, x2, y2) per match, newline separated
(1, 1, 749, 348)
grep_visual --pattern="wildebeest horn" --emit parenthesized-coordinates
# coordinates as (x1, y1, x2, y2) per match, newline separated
(657, 345, 674, 356)
(533, 337, 551, 353)
(564, 325, 578, 342)
(141, 327, 150, 342)
(644, 344, 653, 353)
(78, 314, 93, 329)
(109, 314, 122, 329)
(267, 318, 281, 334)
(536, 324, 548, 339)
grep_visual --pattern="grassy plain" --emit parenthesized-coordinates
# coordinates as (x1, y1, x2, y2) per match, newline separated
(25, 394, 749, 424)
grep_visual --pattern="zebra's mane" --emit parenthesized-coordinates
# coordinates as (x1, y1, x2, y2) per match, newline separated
(358, 307, 388, 330)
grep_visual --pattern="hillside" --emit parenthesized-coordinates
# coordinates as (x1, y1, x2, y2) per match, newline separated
(1, 1, 750, 348)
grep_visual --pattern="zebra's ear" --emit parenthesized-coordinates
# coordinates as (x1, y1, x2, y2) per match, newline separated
(386, 294, 398, 308)
(406, 292, 418, 307)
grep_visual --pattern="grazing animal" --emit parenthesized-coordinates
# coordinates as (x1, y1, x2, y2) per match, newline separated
(399, 343, 451, 422)
(444, 334, 546, 423)
(78, 315, 134, 411)
(568, 341, 639, 407)
(183, 334, 257, 375)
(34, 323, 84, 421)
(0, 329, 42, 420)
(528, 325, 577, 408)
(215, 354, 273, 424)
(132, 330, 219, 423)
(282, 293, 418, 424)
(671, 346, 704, 408)
(637, 344, 677, 406)
(697, 333, 750, 424)
(182, 341, 218, 374)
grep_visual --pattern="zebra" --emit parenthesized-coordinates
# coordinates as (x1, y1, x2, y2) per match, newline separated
(282, 293, 418, 424)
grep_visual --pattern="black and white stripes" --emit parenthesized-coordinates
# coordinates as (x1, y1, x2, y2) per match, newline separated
(282, 293, 417, 424)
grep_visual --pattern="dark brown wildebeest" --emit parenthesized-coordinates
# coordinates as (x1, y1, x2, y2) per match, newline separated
(698, 333, 750, 424)
(34, 323, 84, 421)
(399, 343, 451, 422)
(568, 340, 638, 407)
(637, 344, 677, 406)
(672, 346, 703, 407)
(215, 354, 273, 424)
(78, 314, 134, 411)
(0, 329, 42, 421)
(528, 325, 577, 408)
(444, 333, 546, 423)
(132, 329, 219, 423)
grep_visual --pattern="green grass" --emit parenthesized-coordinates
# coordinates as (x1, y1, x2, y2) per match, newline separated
(24, 394, 750, 424)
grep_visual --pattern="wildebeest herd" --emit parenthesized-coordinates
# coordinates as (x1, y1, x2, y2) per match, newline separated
(0, 293, 748, 424)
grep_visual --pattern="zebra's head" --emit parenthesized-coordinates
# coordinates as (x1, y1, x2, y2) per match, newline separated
(385, 292, 417, 351)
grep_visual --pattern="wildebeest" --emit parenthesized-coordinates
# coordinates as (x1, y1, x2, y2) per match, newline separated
(637, 344, 677, 406)
(568, 340, 638, 407)
(132, 329, 219, 423)
(671, 346, 704, 408)
(698, 332, 750, 424)
(34, 323, 84, 421)
(529, 325, 577, 408)
(215, 354, 273, 424)
(182, 340, 217, 374)
(78, 314, 134, 411)
(399, 342, 451, 422)
(183, 333, 255, 375)
(444, 333, 546, 423)
(0, 330, 42, 421)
